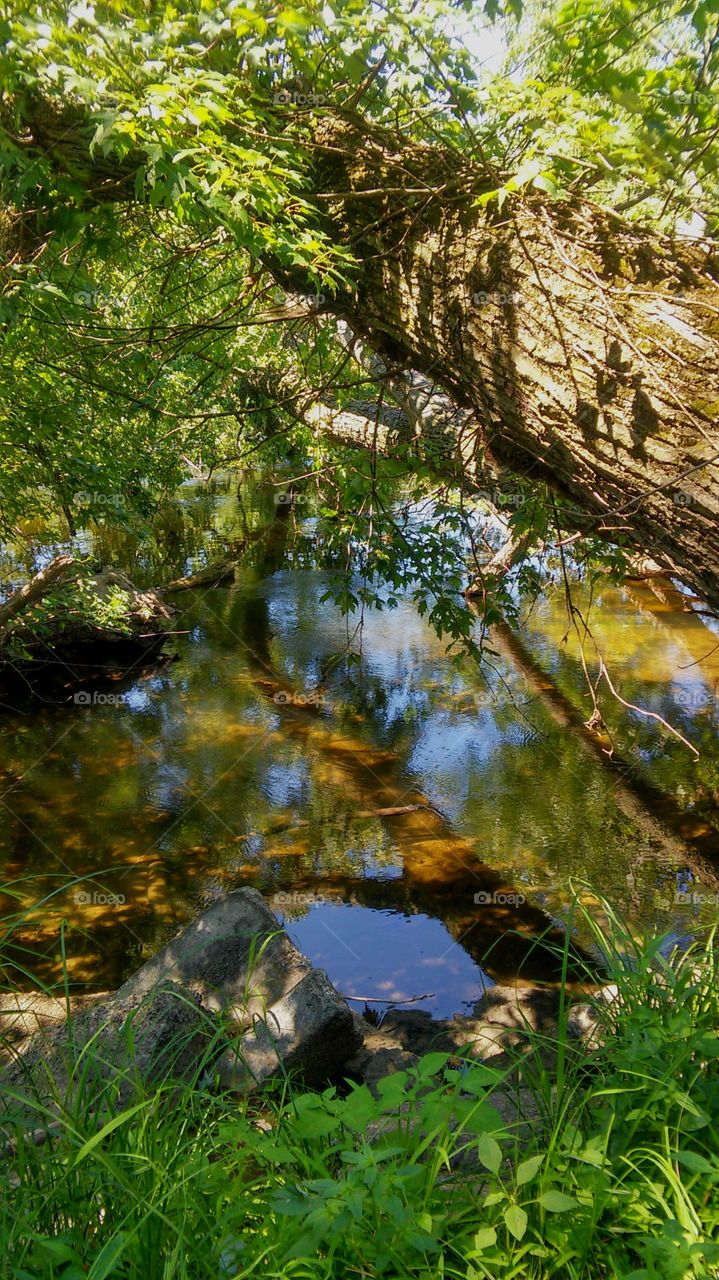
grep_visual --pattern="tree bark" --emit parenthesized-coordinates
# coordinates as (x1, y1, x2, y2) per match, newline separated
(298, 118, 719, 611)
(0, 555, 75, 634)
(7, 105, 719, 609)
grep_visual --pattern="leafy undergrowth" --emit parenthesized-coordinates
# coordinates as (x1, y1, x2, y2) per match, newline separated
(0, 572, 144, 665)
(1, 899, 719, 1279)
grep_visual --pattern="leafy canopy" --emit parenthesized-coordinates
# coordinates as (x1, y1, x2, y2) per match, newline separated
(0, 0, 717, 636)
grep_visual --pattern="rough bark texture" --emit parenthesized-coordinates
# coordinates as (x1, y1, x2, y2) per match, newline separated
(302, 118, 719, 611)
(5, 103, 719, 608)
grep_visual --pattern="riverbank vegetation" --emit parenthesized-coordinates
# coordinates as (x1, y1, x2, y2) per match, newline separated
(2, 895, 719, 1280)
(2, 0, 719, 1274)
(2, 0, 719, 623)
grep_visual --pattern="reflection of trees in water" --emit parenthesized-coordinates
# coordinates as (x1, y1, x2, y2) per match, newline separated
(0, 487, 301, 986)
(179, 579, 719, 965)
(61, 471, 301, 590)
(222, 591, 596, 984)
(522, 587, 719, 834)
(4, 479, 719, 992)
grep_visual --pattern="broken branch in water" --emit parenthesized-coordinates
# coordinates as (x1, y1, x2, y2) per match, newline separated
(161, 520, 285, 593)
(162, 561, 239, 592)
(265, 804, 432, 836)
(342, 992, 436, 1005)
(598, 659, 700, 758)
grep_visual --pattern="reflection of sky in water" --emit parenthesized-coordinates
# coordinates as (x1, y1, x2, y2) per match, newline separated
(2, 479, 719, 996)
(262, 761, 308, 808)
(122, 687, 154, 713)
(363, 862, 403, 880)
(409, 717, 508, 817)
(282, 902, 492, 1019)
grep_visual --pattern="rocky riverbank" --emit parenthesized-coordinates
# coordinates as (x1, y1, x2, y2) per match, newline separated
(0, 889, 611, 1136)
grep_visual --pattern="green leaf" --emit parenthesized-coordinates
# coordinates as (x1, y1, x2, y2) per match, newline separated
(29, 282, 69, 301)
(695, 1035, 719, 1057)
(276, 8, 313, 33)
(88, 1233, 127, 1280)
(416, 1051, 450, 1076)
(516, 1154, 544, 1186)
(477, 1131, 503, 1175)
(459, 1065, 504, 1095)
(483, 1191, 504, 1208)
(674, 1150, 716, 1174)
(532, 172, 560, 196)
(539, 1190, 578, 1213)
(31, 1237, 83, 1264)
(291, 1109, 342, 1140)
(72, 1102, 148, 1165)
(504, 1204, 528, 1240)
(474, 1226, 498, 1251)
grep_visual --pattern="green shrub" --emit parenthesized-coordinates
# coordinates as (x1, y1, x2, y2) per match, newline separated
(1, 892, 718, 1279)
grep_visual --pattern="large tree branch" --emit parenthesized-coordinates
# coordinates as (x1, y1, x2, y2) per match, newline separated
(5, 98, 719, 609)
(300, 117, 719, 610)
(0, 555, 75, 635)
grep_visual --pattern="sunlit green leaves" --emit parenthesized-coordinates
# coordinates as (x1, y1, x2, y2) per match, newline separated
(492, 0, 719, 228)
(503, 1202, 528, 1239)
(539, 1188, 579, 1212)
(477, 1130, 504, 1174)
(516, 1153, 545, 1185)
(1, 0, 718, 643)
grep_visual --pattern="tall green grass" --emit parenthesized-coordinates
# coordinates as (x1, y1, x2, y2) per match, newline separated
(1, 887, 719, 1279)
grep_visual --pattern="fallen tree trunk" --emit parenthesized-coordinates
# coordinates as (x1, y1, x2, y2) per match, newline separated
(298, 118, 719, 611)
(163, 560, 240, 593)
(162, 517, 290, 593)
(7, 103, 719, 609)
(0, 555, 75, 635)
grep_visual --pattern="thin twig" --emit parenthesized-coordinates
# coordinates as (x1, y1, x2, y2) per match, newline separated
(598, 660, 700, 758)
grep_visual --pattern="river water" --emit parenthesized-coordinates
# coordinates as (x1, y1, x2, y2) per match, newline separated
(1, 473, 718, 1016)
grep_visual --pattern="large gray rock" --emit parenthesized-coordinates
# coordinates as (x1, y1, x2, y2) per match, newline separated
(1, 981, 213, 1127)
(118, 888, 362, 1089)
(2, 890, 363, 1124)
(118, 888, 312, 1021)
(218, 968, 362, 1092)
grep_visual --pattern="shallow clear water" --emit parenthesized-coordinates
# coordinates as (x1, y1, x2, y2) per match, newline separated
(1, 474, 717, 1017)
